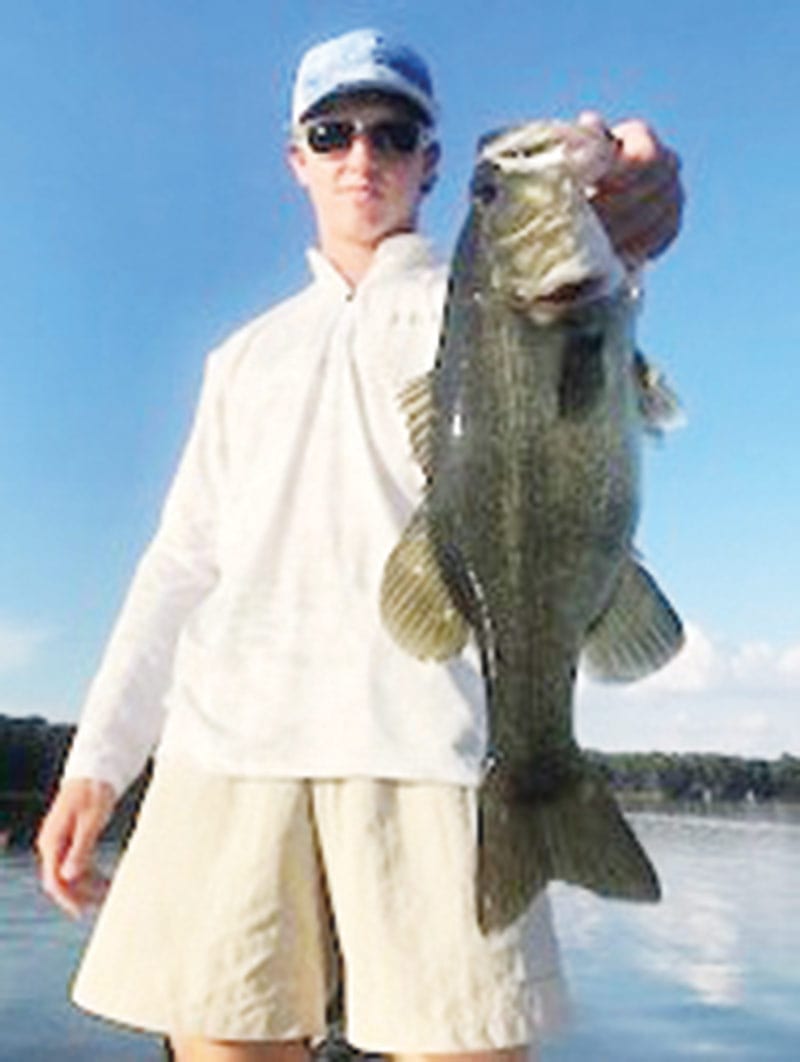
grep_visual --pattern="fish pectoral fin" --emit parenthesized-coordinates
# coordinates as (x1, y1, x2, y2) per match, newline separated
(582, 555, 685, 682)
(399, 370, 436, 476)
(477, 761, 660, 933)
(634, 350, 686, 436)
(380, 511, 470, 661)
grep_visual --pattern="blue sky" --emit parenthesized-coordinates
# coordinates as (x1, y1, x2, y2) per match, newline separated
(2, 1, 798, 757)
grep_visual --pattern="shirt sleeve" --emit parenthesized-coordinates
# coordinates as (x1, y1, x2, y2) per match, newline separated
(61, 349, 228, 795)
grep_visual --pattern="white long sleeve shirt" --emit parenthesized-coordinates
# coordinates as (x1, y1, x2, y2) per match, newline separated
(63, 234, 487, 796)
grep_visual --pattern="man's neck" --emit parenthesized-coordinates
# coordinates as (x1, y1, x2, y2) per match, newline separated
(318, 224, 417, 289)
(321, 240, 381, 289)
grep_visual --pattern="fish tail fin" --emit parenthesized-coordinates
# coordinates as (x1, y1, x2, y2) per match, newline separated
(477, 758, 660, 932)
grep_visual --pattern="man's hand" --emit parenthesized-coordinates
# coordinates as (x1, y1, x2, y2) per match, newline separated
(36, 778, 117, 918)
(578, 111, 684, 264)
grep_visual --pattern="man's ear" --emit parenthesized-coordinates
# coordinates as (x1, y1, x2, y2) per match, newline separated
(421, 141, 441, 196)
(287, 143, 309, 188)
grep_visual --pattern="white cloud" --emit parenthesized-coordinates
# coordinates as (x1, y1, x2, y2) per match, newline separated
(640, 623, 726, 693)
(632, 623, 800, 697)
(576, 623, 800, 757)
(777, 643, 800, 680)
(0, 617, 50, 675)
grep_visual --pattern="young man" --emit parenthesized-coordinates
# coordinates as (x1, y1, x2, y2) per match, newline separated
(37, 28, 684, 1062)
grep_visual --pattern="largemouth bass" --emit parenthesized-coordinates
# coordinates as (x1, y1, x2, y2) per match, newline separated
(381, 120, 684, 931)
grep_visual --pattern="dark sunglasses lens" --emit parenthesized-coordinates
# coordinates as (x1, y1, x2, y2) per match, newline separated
(306, 121, 353, 153)
(306, 120, 422, 155)
(370, 121, 421, 154)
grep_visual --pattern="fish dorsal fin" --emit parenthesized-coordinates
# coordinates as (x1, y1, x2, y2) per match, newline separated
(582, 554, 684, 682)
(399, 371, 436, 476)
(633, 351, 686, 435)
(380, 509, 470, 661)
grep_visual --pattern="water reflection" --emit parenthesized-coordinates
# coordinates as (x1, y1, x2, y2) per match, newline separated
(642, 892, 743, 1008)
(550, 809, 800, 1056)
(635, 817, 745, 1007)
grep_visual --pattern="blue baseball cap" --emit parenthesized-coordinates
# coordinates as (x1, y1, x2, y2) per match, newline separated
(291, 28, 438, 126)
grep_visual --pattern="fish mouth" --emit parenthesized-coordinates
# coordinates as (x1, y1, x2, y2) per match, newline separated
(534, 274, 611, 309)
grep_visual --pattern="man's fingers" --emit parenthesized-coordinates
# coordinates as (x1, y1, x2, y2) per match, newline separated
(36, 778, 116, 917)
(609, 118, 664, 162)
(597, 145, 682, 199)
(594, 170, 682, 232)
(593, 155, 684, 262)
(40, 865, 110, 920)
(37, 821, 86, 917)
(577, 114, 684, 262)
(37, 822, 74, 911)
(38, 821, 107, 917)
(60, 808, 103, 880)
(593, 190, 683, 263)
(576, 110, 611, 136)
(66, 867, 111, 908)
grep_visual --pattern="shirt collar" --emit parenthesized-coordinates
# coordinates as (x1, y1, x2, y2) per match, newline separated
(307, 233, 438, 298)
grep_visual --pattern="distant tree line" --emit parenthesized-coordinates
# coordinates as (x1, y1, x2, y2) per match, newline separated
(587, 749, 800, 804)
(2, 714, 799, 848)
(0, 715, 150, 847)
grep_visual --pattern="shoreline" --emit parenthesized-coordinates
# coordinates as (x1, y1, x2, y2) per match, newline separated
(2, 713, 799, 847)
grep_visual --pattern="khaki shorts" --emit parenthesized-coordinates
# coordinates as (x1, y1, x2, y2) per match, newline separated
(73, 761, 568, 1053)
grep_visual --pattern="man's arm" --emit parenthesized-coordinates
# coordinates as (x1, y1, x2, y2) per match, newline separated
(37, 348, 229, 914)
(59, 350, 227, 795)
(579, 111, 684, 264)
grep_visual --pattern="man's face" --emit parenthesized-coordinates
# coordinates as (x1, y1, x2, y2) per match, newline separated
(288, 97, 438, 253)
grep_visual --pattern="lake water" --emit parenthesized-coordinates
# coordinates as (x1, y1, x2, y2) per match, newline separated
(2, 809, 799, 1061)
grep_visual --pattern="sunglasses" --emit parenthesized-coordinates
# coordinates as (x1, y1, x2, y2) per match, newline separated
(301, 118, 429, 157)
